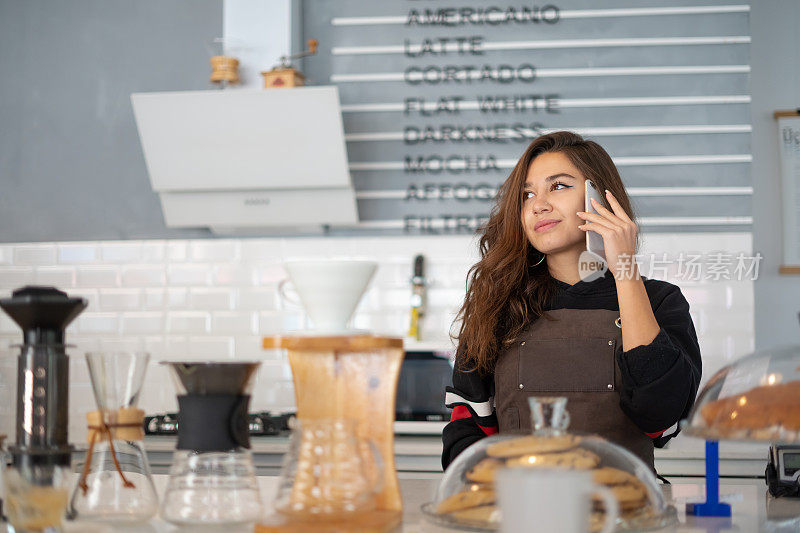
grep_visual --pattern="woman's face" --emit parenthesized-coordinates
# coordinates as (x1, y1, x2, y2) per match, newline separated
(521, 151, 587, 255)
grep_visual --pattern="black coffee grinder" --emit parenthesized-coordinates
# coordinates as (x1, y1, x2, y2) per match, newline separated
(0, 286, 87, 531)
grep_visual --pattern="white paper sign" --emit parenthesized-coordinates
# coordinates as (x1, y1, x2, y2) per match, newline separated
(777, 115, 800, 266)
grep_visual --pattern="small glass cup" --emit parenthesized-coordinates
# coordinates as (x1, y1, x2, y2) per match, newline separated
(4, 462, 71, 532)
(530, 396, 571, 435)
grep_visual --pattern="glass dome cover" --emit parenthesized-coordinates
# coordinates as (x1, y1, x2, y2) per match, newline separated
(422, 397, 677, 531)
(683, 344, 800, 443)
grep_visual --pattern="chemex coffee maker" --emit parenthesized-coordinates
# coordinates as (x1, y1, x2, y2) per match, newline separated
(257, 260, 405, 532)
(0, 286, 87, 532)
(160, 360, 263, 526)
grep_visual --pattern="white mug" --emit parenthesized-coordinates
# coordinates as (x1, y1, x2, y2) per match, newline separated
(278, 260, 377, 332)
(496, 467, 619, 533)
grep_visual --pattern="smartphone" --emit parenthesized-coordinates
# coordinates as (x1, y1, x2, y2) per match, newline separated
(584, 180, 606, 262)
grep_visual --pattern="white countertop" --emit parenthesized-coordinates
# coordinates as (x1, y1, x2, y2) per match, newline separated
(56, 475, 798, 532)
(130, 435, 772, 477)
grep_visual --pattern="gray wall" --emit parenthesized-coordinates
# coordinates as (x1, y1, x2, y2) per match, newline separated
(0, 0, 222, 243)
(750, 0, 800, 350)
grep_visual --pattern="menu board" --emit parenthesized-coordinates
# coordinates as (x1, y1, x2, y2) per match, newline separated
(302, 0, 753, 235)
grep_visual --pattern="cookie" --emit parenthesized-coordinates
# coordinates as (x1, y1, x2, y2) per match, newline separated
(486, 434, 580, 458)
(436, 489, 495, 514)
(451, 505, 500, 524)
(465, 457, 503, 483)
(591, 467, 641, 486)
(505, 448, 600, 470)
(593, 481, 648, 511)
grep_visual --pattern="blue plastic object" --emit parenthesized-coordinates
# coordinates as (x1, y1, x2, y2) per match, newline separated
(686, 440, 732, 517)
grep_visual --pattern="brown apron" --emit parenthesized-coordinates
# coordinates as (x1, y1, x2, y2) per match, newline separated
(494, 308, 655, 472)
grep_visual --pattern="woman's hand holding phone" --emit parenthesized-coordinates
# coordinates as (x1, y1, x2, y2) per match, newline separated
(577, 187, 639, 281)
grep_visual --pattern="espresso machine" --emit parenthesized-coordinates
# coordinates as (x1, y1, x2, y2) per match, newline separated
(0, 286, 87, 531)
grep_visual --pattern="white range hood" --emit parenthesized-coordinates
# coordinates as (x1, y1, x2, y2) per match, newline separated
(130, 86, 358, 234)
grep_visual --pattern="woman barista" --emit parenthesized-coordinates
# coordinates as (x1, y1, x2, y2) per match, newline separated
(442, 131, 702, 472)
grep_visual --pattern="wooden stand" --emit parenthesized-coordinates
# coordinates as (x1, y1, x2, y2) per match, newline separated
(255, 334, 404, 533)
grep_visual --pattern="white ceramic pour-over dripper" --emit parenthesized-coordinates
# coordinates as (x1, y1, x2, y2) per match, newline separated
(278, 260, 377, 333)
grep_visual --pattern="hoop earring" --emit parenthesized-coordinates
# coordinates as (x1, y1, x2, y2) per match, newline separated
(530, 252, 546, 267)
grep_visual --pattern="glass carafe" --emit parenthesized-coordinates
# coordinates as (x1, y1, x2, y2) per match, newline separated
(273, 418, 382, 519)
(530, 396, 571, 435)
(160, 361, 262, 526)
(68, 351, 158, 522)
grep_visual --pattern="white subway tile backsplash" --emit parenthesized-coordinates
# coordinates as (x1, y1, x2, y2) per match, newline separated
(212, 312, 258, 335)
(66, 336, 102, 354)
(237, 287, 279, 311)
(371, 263, 412, 289)
(0, 246, 12, 265)
(150, 288, 189, 309)
(76, 266, 119, 288)
(254, 263, 287, 285)
(142, 336, 167, 361)
(69, 357, 91, 386)
(122, 266, 166, 287)
(166, 241, 188, 262)
(70, 289, 99, 310)
(14, 245, 57, 265)
(258, 311, 305, 334)
(427, 288, 465, 310)
(143, 289, 165, 309)
(57, 244, 97, 264)
(0, 267, 34, 288)
(258, 360, 293, 382)
(240, 240, 283, 262)
(0, 314, 17, 334)
(190, 241, 239, 262)
(234, 336, 279, 360)
(0, 232, 755, 435)
(213, 265, 253, 286)
(160, 337, 190, 360)
(121, 312, 165, 335)
(77, 313, 120, 334)
(187, 336, 235, 359)
(140, 242, 166, 262)
(353, 310, 409, 337)
(167, 312, 210, 334)
(34, 266, 75, 288)
(168, 265, 211, 286)
(101, 242, 143, 263)
(139, 365, 177, 413)
(188, 288, 234, 310)
(97, 337, 146, 353)
(99, 289, 142, 311)
(280, 238, 349, 260)
(378, 288, 412, 309)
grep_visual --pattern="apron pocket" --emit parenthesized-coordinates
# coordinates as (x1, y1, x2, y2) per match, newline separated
(518, 337, 615, 392)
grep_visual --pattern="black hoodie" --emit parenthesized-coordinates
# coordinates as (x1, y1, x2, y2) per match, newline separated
(441, 268, 703, 469)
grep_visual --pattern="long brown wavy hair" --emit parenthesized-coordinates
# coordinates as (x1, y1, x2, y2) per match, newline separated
(452, 131, 639, 375)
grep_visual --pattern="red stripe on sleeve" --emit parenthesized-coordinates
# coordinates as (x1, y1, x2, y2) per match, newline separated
(479, 424, 499, 436)
(450, 405, 498, 436)
(645, 430, 666, 438)
(450, 405, 471, 422)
